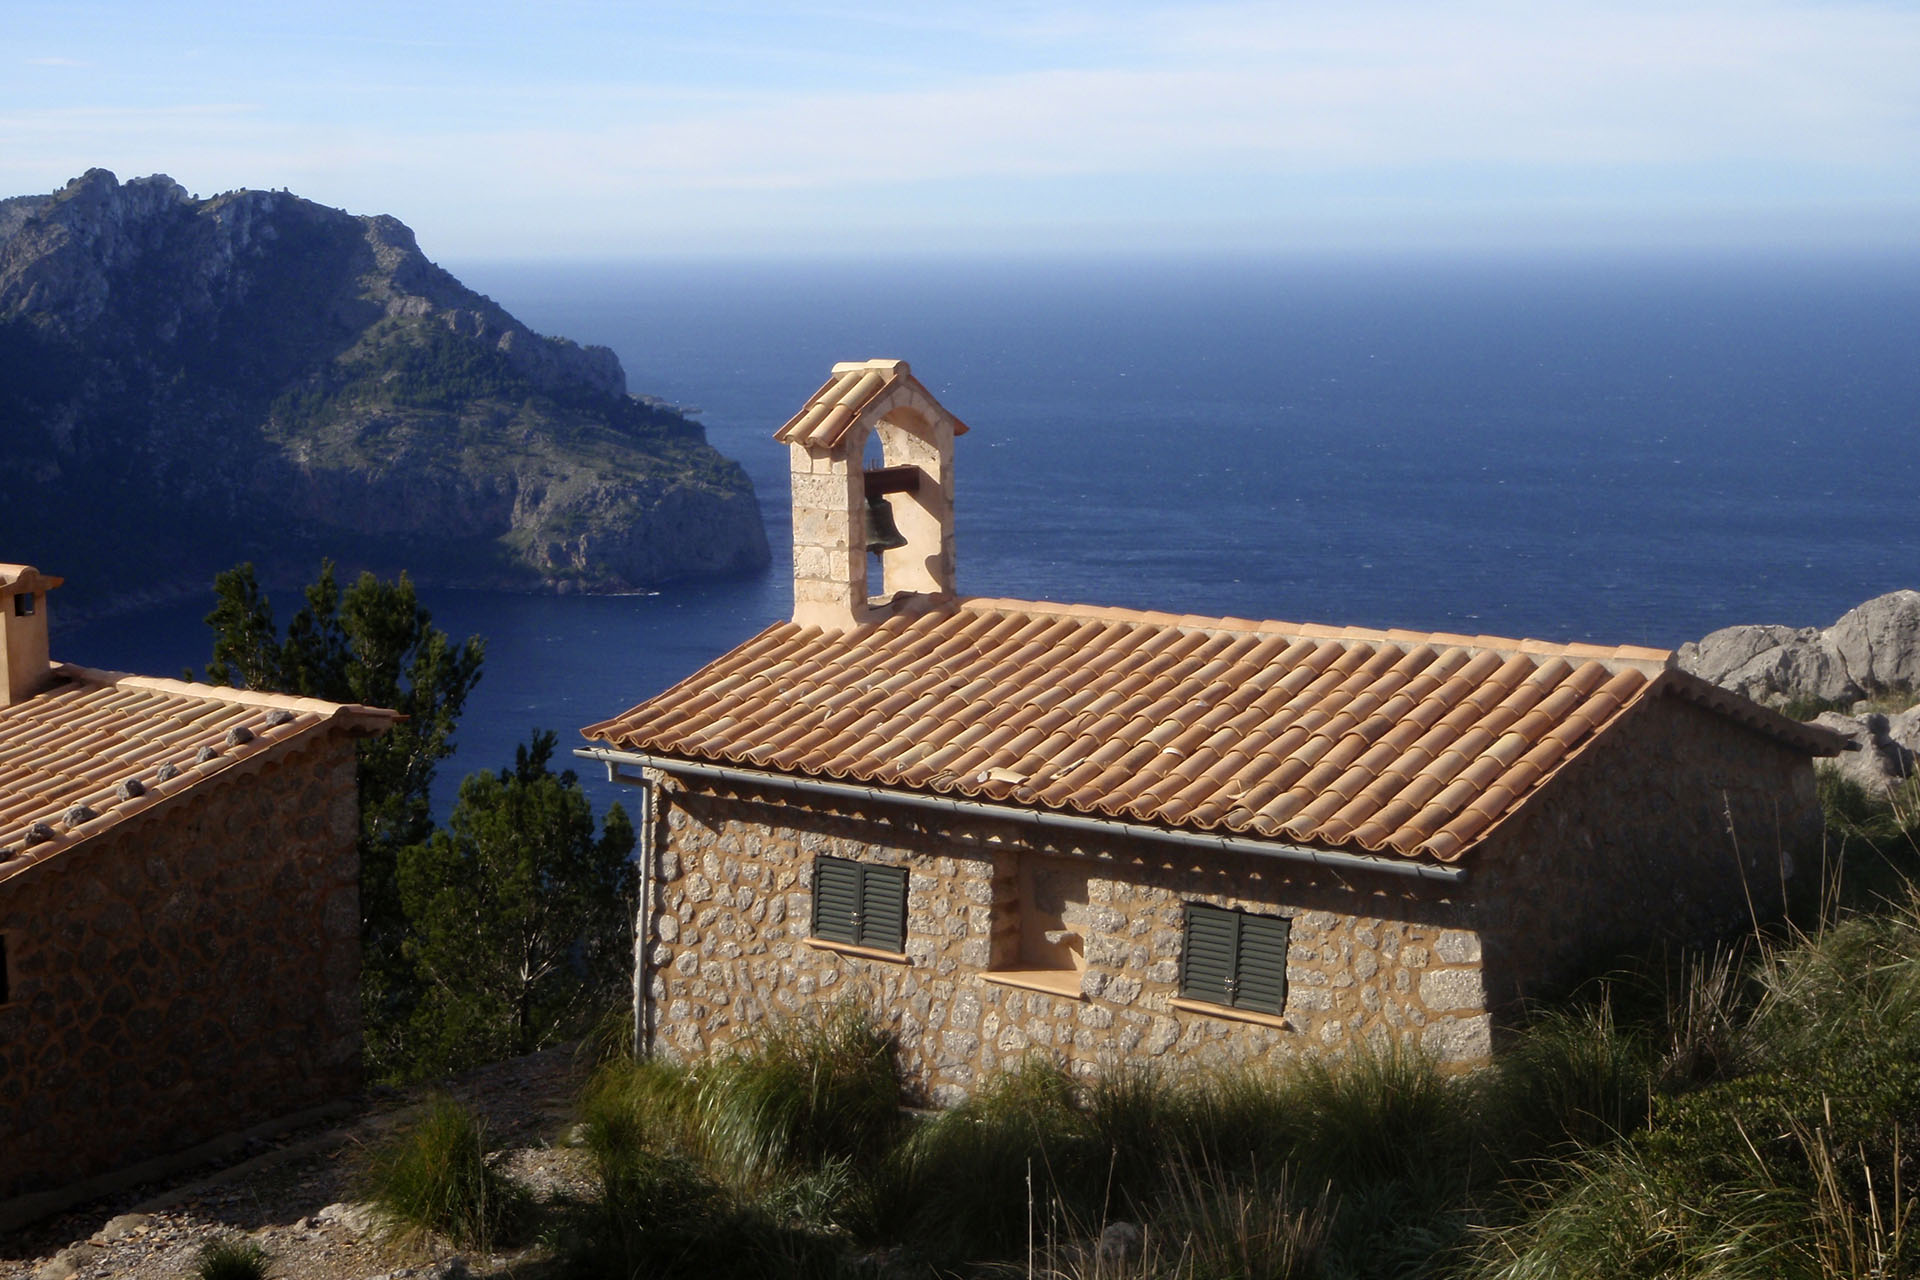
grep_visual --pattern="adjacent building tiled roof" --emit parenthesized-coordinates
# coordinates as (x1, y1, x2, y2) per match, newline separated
(0, 664, 396, 884)
(584, 599, 1840, 864)
(776, 358, 969, 450)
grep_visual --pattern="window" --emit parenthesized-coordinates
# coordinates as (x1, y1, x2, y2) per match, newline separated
(810, 856, 907, 954)
(982, 856, 1090, 998)
(1179, 904, 1290, 1016)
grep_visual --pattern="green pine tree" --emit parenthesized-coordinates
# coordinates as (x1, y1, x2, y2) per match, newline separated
(396, 731, 634, 1077)
(203, 560, 485, 1071)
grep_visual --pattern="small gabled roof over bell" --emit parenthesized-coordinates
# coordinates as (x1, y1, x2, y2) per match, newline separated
(776, 358, 969, 450)
(0, 564, 64, 597)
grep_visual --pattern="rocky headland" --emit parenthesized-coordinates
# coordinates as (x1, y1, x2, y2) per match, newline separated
(0, 170, 769, 614)
(1679, 589, 1920, 796)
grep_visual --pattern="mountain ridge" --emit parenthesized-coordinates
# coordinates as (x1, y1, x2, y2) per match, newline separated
(1, 169, 769, 614)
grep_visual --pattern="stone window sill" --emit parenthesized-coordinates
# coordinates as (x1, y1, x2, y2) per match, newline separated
(980, 968, 1088, 1000)
(1169, 996, 1292, 1031)
(804, 937, 911, 965)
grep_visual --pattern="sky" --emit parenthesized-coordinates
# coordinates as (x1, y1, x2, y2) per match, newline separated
(5, 1, 1919, 260)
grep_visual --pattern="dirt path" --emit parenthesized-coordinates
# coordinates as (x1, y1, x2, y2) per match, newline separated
(1, 1049, 594, 1280)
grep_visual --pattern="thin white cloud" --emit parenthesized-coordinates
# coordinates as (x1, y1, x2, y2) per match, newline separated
(24, 56, 90, 68)
(2, 0, 1916, 253)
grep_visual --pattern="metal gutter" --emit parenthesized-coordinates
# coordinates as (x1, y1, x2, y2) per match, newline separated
(631, 773, 657, 1059)
(576, 747, 1468, 885)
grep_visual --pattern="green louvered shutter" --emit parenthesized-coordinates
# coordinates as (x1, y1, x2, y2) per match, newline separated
(1234, 912, 1291, 1015)
(812, 857, 908, 953)
(859, 864, 908, 953)
(1180, 904, 1239, 1007)
(1181, 904, 1291, 1015)
(812, 856, 863, 945)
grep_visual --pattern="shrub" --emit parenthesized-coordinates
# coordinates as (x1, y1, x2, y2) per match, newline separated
(557, 1117, 847, 1280)
(1280, 1045, 1470, 1189)
(358, 1093, 527, 1251)
(1273, 1047, 1477, 1277)
(689, 1002, 901, 1186)
(1177, 1064, 1300, 1178)
(1478, 891, 1920, 1280)
(858, 1057, 1096, 1262)
(578, 1055, 701, 1160)
(193, 1237, 271, 1280)
(1481, 998, 1654, 1169)
(1049, 1160, 1329, 1280)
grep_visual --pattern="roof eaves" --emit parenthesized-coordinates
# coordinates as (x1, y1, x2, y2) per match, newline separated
(1650, 668, 1848, 756)
(0, 713, 352, 887)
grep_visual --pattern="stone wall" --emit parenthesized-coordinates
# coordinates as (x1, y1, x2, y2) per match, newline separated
(0, 734, 362, 1203)
(644, 780, 1487, 1103)
(1474, 688, 1823, 1013)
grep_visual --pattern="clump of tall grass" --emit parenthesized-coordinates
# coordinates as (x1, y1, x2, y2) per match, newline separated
(1276, 1047, 1479, 1277)
(858, 1057, 1097, 1262)
(1479, 998, 1654, 1172)
(559, 1004, 900, 1276)
(358, 1093, 527, 1251)
(1149, 1162, 1329, 1280)
(1475, 887, 1920, 1279)
(579, 1001, 900, 1183)
(1016, 1160, 1330, 1280)
(691, 1001, 902, 1187)
(858, 1044, 1477, 1275)
(192, 1236, 271, 1280)
(1819, 766, 1920, 910)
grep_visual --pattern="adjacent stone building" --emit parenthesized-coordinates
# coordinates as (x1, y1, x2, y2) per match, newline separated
(0, 564, 395, 1219)
(580, 360, 1839, 1101)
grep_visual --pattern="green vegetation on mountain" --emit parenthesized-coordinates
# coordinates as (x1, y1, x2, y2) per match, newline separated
(0, 169, 768, 613)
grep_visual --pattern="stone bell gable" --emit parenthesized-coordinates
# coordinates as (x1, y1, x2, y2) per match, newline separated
(578, 362, 1843, 1098)
(776, 358, 966, 630)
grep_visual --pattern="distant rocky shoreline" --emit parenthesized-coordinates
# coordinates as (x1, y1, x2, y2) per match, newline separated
(1680, 589, 1920, 795)
(0, 169, 769, 612)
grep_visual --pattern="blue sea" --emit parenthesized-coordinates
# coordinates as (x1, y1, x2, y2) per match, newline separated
(53, 252, 1920, 816)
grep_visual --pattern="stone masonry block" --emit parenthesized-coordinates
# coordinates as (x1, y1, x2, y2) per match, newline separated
(1422, 1015, 1493, 1064)
(794, 576, 860, 606)
(793, 544, 834, 580)
(790, 471, 858, 510)
(791, 506, 854, 549)
(1418, 967, 1485, 1013)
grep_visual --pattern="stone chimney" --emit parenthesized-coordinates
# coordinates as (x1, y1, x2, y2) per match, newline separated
(774, 359, 968, 630)
(0, 564, 62, 707)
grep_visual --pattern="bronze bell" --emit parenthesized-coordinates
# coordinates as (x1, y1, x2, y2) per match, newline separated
(864, 494, 908, 553)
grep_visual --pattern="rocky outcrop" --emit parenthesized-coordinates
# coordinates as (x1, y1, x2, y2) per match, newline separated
(0, 169, 768, 611)
(1677, 591, 1920, 706)
(1809, 709, 1920, 796)
(1678, 591, 1920, 795)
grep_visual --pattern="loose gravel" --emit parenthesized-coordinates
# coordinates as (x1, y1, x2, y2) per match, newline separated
(1, 1049, 595, 1280)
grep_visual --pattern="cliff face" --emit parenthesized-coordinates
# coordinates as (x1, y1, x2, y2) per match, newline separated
(0, 170, 769, 611)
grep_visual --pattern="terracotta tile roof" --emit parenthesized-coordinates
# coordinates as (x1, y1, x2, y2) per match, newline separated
(584, 599, 1840, 865)
(776, 358, 969, 450)
(0, 664, 396, 884)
